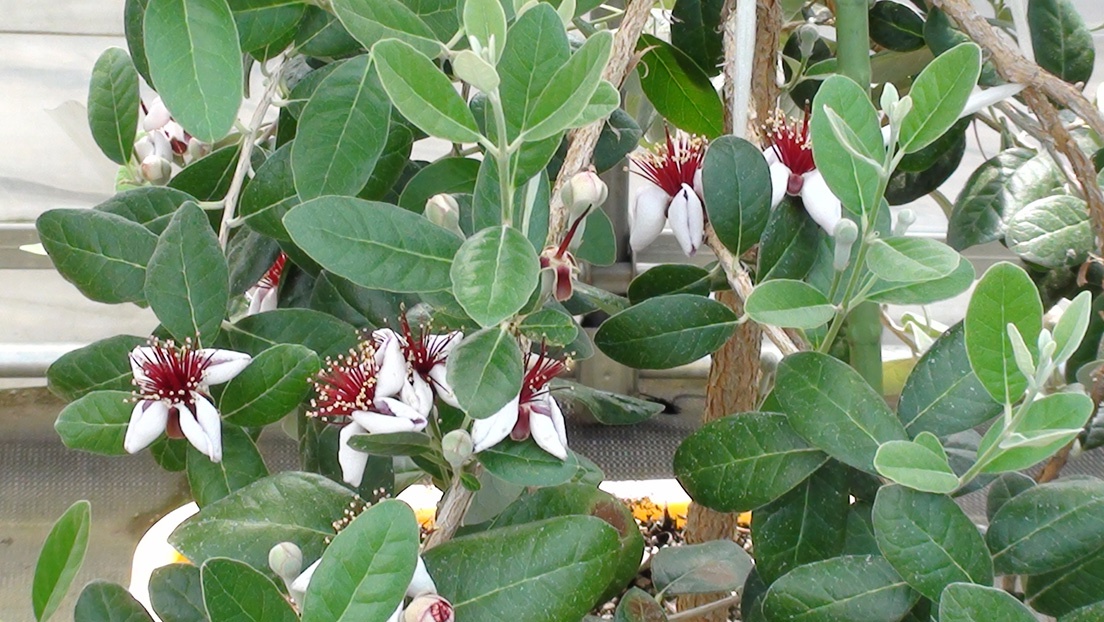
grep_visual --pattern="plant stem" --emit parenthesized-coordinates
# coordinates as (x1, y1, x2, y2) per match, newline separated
(834, 0, 871, 92)
(424, 471, 477, 550)
(727, 0, 757, 140)
(489, 92, 514, 226)
(668, 591, 743, 621)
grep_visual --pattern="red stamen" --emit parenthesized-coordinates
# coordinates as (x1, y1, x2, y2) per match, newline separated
(394, 314, 452, 377)
(556, 206, 592, 258)
(258, 252, 287, 289)
(309, 343, 380, 422)
(519, 344, 568, 404)
(131, 338, 214, 409)
(765, 110, 816, 178)
(630, 128, 706, 197)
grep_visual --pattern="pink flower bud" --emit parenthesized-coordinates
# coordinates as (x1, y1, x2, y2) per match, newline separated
(560, 171, 608, 220)
(403, 594, 454, 622)
(140, 154, 172, 184)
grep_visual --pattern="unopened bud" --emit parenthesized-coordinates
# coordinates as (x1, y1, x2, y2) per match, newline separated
(452, 50, 500, 93)
(796, 23, 819, 60)
(404, 594, 455, 622)
(441, 429, 474, 469)
(425, 194, 464, 236)
(140, 154, 172, 184)
(143, 97, 172, 131)
(880, 83, 900, 117)
(1043, 298, 1072, 330)
(893, 209, 916, 236)
(832, 220, 859, 271)
(268, 542, 303, 581)
(560, 171, 608, 220)
(185, 138, 210, 165)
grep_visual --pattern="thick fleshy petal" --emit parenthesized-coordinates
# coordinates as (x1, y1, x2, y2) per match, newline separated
(762, 145, 780, 167)
(351, 410, 421, 434)
(149, 128, 172, 159)
(124, 400, 169, 453)
(768, 161, 790, 208)
(134, 135, 155, 162)
(376, 397, 429, 429)
(143, 97, 172, 131)
(530, 406, 568, 460)
(402, 373, 435, 418)
(374, 330, 408, 398)
(289, 559, 320, 605)
(408, 556, 437, 597)
(548, 397, 568, 449)
(199, 349, 252, 386)
(668, 184, 704, 257)
(959, 83, 1025, 118)
(800, 170, 843, 233)
(163, 121, 187, 145)
(427, 331, 463, 357)
(692, 167, 703, 197)
(428, 364, 461, 408)
(247, 285, 278, 316)
(471, 395, 520, 453)
(190, 393, 223, 462)
(629, 185, 670, 252)
(339, 422, 370, 487)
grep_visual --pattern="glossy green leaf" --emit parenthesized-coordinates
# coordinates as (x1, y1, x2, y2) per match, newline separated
(897, 322, 1002, 437)
(939, 583, 1037, 622)
(74, 581, 153, 622)
(762, 555, 919, 622)
(451, 225, 540, 327)
(524, 31, 612, 140)
(347, 432, 435, 458)
(702, 135, 773, 256)
(146, 203, 229, 344)
(866, 237, 960, 283)
(875, 436, 959, 494)
(36, 208, 157, 305)
(226, 308, 358, 359)
(869, 1, 926, 52)
(144, 0, 243, 142)
(125, 0, 153, 86)
(519, 308, 579, 346)
(614, 587, 669, 622)
(1006, 195, 1092, 269)
(95, 186, 197, 235)
(885, 117, 968, 206)
(186, 426, 269, 507)
(167, 143, 259, 202)
(551, 379, 663, 426)
(55, 391, 133, 456)
(309, 272, 412, 329)
(758, 198, 824, 282)
(292, 55, 391, 200)
(776, 352, 908, 472)
(652, 539, 753, 595)
(229, 0, 305, 55)
(899, 43, 981, 153)
(397, 157, 481, 212)
(372, 39, 480, 143)
(977, 392, 1093, 474)
(947, 148, 1034, 250)
(284, 196, 462, 293)
(1029, 0, 1095, 84)
(332, 0, 441, 57)
(149, 564, 207, 622)
(986, 472, 1035, 522)
(865, 255, 975, 305)
(497, 4, 570, 140)
(201, 558, 297, 621)
(674, 412, 828, 513)
(1026, 547, 1104, 617)
(595, 294, 738, 370)
(294, 6, 363, 59)
(301, 500, 419, 622)
(479, 439, 579, 486)
(238, 143, 297, 240)
(873, 486, 992, 601)
(88, 48, 139, 165)
(446, 326, 523, 419)
(636, 34, 724, 138)
(463, 0, 507, 53)
(1060, 601, 1104, 622)
(746, 279, 836, 329)
(1053, 291, 1093, 366)
(574, 206, 617, 267)
(988, 478, 1104, 575)
(627, 265, 710, 304)
(219, 344, 319, 427)
(424, 516, 621, 621)
(33, 500, 91, 622)
(964, 262, 1042, 404)
(810, 75, 885, 216)
(671, 0, 724, 75)
(47, 335, 147, 402)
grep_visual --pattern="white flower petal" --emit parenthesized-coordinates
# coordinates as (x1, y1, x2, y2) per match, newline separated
(199, 349, 252, 386)
(530, 409, 568, 460)
(471, 395, 520, 453)
(629, 185, 670, 252)
(548, 397, 568, 449)
(427, 331, 463, 357)
(247, 285, 277, 316)
(668, 184, 704, 257)
(376, 397, 429, 429)
(407, 556, 437, 597)
(134, 136, 155, 162)
(129, 346, 157, 384)
(190, 393, 223, 463)
(692, 167, 703, 197)
(177, 402, 212, 462)
(289, 559, 320, 606)
(163, 121, 186, 144)
(352, 410, 421, 434)
(339, 422, 370, 487)
(402, 373, 435, 417)
(428, 364, 461, 409)
(800, 171, 843, 233)
(768, 161, 790, 209)
(374, 331, 408, 398)
(142, 97, 171, 131)
(124, 400, 168, 454)
(149, 129, 172, 159)
(762, 146, 780, 167)
(959, 83, 1025, 118)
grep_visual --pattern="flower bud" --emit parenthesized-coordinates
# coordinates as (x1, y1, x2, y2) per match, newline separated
(185, 138, 210, 164)
(425, 194, 463, 237)
(832, 220, 859, 271)
(880, 83, 900, 118)
(796, 23, 819, 60)
(893, 208, 916, 236)
(143, 97, 172, 131)
(560, 171, 608, 220)
(441, 429, 474, 469)
(268, 542, 303, 581)
(140, 154, 172, 185)
(404, 594, 455, 622)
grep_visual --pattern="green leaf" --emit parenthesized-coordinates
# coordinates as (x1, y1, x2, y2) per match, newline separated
(1054, 290, 1093, 366)
(451, 225, 540, 327)
(33, 500, 91, 622)
(239, 143, 298, 240)
(746, 279, 837, 329)
(284, 196, 462, 293)
(986, 472, 1035, 522)
(899, 43, 981, 153)
(671, 0, 725, 75)
(964, 261, 1042, 404)
(550, 379, 663, 426)
(229, 0, 306, 55)
(463, 0, 507, 56)
(424, 516, 621, 621)
(372, 39, 480, 143)
(87, 48, 139, 165)
(874, 437, 959, 494)
(939, 583, 1037, 622)
(519, 308, 579, 346)
(1029, 0, 1095, 84)
(524, 31, 612, 140)
(292, 54, 392, 200)
(201, 558, 297, 621)
(758, 198, 824, 282)
(702, 135, 773, 256)
(869, 1, 926, 52)
(294, 6, 363, 59)
(397, 157, 481, 212)
(55, 391, 133, 456)
(186, 426, 269, 507)
(479, 439, 579, 486)
(497, 4, 570, 139)
(226, 308, 358, 359)
(574, 207, 617, 267)
(752, 463, 850, 584)
(309, 272, 412, 329)
(146, 202, 229, 344)
(595, 109, 644, 173)
(652, 539, 753, 595)
(674, 412, 828, 513)
(47, 335, 148, 401)
(169, 472, 356, 573)
(332, 0, 441, 57)
(1060, 601, 1104, 622)
(635, 34, 724, 138)
(1026, 547, 1104, 617)
(865, 255, 976, 305)
(762, 555, 919, 622)
(218, 344, 319, 427)
(988, 478, 1104, 575)
(168, 143, 260, 202)
(810, 76, 885, 216)
(149, 564, 207, 622)
(36, 209, 157, 305)
(873, 486, 993, 601)
(866, 237, 961, 283)
(627, 265, 711, 304)
(96, 186, 198, 235)
(776, 352, 909, 472)
(595, 294, 738, 370)
(897, 322, 1002, 437)
(446, 326, 523, 419)
(74, 581, 153, 621)
(125, 0, 154, 87)
(614, 587, 669, 622)
(347, 432, 435, 457)
(885, 117, 968, 206)
(977, 392, 1093, 474)
(1005, 195, 1092, 269)
(947, 148, 1034, 251)
(144, 0, 243, 142)
(301, 500, 419, 621)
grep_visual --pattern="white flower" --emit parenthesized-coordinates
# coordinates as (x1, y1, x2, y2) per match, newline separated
(126, 339, 252, 463)
(374, 319, 464, 409)
(245, 253, 286, 316)
(471, 352, 569, 460)
(763, 110, 842, 234)
(629, 130, 707, 256)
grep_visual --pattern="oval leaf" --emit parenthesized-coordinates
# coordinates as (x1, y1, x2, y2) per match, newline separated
(899, 43, 981, 153)
(88, 48, 139, 165)
(47, 335, 149, 402)
(186, 426, 269, 507)
(939, 583, 1037, 622)
(810, 75, 885, 216)
(746, 279, 836, 329)
(55, 391, 134, 456)
(451, 225, 540, 327)
(651, 539, 753, 595)
(874, 439, 959, 494)
(762, 555, 919, 622)
(74, 582, 153, 621)
(149, 564, 207, 622)
(595, 294, 738, 370)
(201, 558, 297, 622)
(964, 262, 1042, 404)
(219, 344, 320, 427)
(702, 135, 773, 256)
(1005, 195, 1092, 269)
(33, 501, 91, 622)
(866, 237, 961, 284)
(636, 34, 724, 138)
(478, 438, 579, 487)
(446, 326, 523, 420)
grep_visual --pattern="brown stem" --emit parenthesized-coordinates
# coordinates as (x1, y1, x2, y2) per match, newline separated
(1036, 442, 1073, 484)
(423, 474, 476, 550)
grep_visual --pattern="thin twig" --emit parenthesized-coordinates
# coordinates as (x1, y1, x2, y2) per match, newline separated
(423, 471, 477, 550)
(668, 591, 743, 621)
